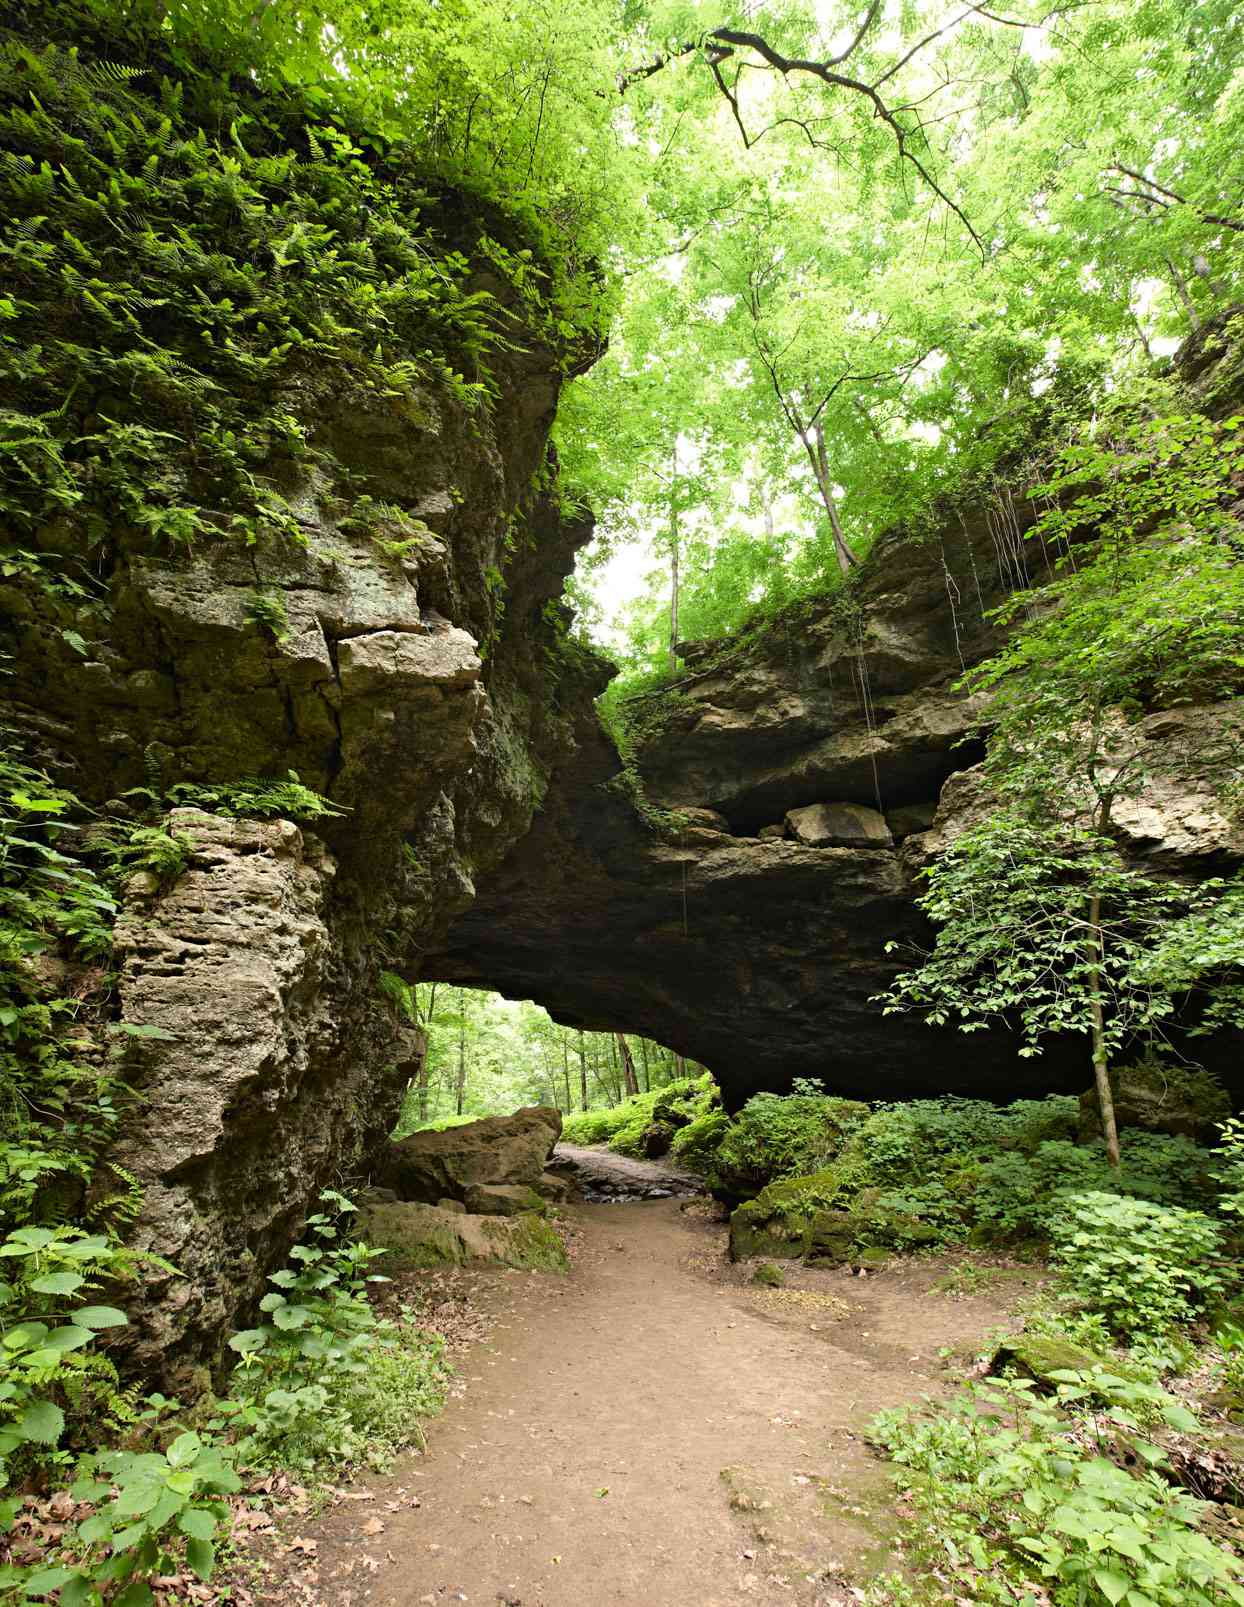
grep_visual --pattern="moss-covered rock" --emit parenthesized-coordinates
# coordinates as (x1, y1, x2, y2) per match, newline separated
(712, 1096, 870, 1200)
(752, 1262, 785, 1287)
(988, 1334, 1108, 1386)
(671, 1108, 731, 1173)
(730, 1169, 848, 1261)
(1078, 1058, 1231, 1145)
(361, 1201, 568, 1272)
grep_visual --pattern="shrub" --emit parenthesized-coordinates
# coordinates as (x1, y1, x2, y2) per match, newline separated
(869, 1376, 1244, 1607)
(709, 1090, 869, 1197)
(1050, 1190, 1226, 1336)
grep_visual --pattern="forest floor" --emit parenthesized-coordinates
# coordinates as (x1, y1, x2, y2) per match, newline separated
(243, 1197, 1041, 1607)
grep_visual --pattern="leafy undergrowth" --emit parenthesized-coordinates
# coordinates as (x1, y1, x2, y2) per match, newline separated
(682, 1078, 1230, 1250)
(560, 1074, 718, 1157)
(0, 1193, 451, 1604)
(852, 1133, 1244, 1607)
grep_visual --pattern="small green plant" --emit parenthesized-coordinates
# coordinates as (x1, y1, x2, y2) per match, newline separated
(0, 1227, 131, 1484)
(244, 589, 291, 642)
(113, 824, 191, 886)
(1050, 1191, 1226, 1337)
(1213, 1118, 1244, 1221)
(17, 1431, 242, 1602)
(221, 1192, 446, 1473)
(163, 773, 346, 823)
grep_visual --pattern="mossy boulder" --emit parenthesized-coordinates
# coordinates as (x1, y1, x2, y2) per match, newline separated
(731, 1170, 946, 1263)
(638, 1120, 676, 1158)
(360, 1201, 568, 1272)
(752, 1262, 785, 1287)
(1078, 1059, 1231, 1145)
(670, 1108, 731, 1173)
(989, 1334, 1115, 1387)
(729, 1169, 846, 1260)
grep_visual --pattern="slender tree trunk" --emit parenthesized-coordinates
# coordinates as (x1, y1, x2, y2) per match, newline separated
(616, 1033, 639, 1097)
(1085, 892, 1121, 1167)
(673, 1053, 687, 1080)
(455, 992, 468, 1117)
(808, 420, 858, 578)
(561, 1035, 573, 1112)
(417, 982, 438, 1122)
(577, 1030, 589, 1112)
(605, 1036, 623, 1104)
(668, 496, 680, 675)
(638, 1038, 650, 1094)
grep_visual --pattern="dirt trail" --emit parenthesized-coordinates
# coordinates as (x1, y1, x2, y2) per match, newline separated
(302, 1202, 1034, 1607)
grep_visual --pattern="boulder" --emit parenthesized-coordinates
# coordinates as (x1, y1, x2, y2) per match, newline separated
(462, 1182, 547, 1216)
(378, 1106, 562, 1203)
(638, 1120, 675, 1159)
(534, 1171, 575, 1203)
(360, 1201, 568, 1272)
(1078, 1059, 1231, 1144)
(730, 1172, 941, 1263)
(758, 823, 786, 841)
(784, 802, 894, 849)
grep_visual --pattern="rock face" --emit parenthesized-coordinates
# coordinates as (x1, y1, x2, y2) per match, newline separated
(110, 810, 405, 1374)
(424, 482, 1244, 1106)
(1076, 1061, 1232, 1145)
(378, 1108, 562, 1205)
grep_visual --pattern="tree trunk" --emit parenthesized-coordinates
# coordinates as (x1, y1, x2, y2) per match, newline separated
(668, 498, 680, 675)
(673, 1053, 687, 1080)
(605, 1035, 624, 1104)
(616, 1033, 639, 1097)
(638, 1037, 650, 1094)
(1166, 257, 1201, 331)
(455, 989, 468, 1117)
(809, 420, 858, 577)
(577, 1030, 589, 1112)
(560, 1035, 573, 1112)
(1085, 892, 1120, 1167)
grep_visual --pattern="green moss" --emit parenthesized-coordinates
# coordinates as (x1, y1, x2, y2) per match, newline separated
(752, 1262, 785, 1287)
(485, 1212, 569, 1273)
(0, 12, 578, 600)
(671, 1108, 731, 1172)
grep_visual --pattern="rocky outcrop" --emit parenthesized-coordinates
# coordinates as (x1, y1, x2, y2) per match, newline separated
(378, 1108, 562, 1205)
(424, 483, 1244, 1107)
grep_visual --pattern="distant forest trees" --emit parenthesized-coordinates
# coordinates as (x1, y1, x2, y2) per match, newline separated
(393, 986, 703, 1133)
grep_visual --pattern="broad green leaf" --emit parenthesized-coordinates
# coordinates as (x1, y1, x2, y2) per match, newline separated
(13, 1400, 64, 1444)
(186, 1534, 216, 1582)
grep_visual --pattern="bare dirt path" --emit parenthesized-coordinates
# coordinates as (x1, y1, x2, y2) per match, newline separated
(291, 1203, 1036, 1607)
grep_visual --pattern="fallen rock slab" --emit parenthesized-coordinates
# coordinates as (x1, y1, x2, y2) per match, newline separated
(785, 801, 894, 849)
(462, 1182, 547, 1216)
